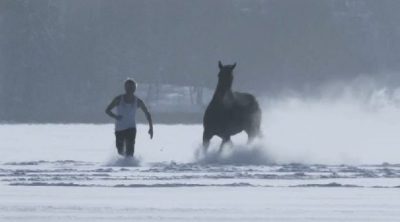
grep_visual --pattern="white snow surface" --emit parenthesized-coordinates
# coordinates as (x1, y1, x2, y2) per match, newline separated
(0, 124, 399, 221)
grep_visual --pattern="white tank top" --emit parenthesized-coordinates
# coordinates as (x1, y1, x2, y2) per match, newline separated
(115, 95, 138, 131)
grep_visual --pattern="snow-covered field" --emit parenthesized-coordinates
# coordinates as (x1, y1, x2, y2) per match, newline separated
(0, 124, 399, 221)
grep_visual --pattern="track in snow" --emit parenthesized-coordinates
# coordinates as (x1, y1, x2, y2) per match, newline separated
(1, 160, 399, 188)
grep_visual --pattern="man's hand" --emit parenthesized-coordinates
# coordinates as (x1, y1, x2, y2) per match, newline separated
(138, 98, 153, 140)
(115, 115, 122, 120)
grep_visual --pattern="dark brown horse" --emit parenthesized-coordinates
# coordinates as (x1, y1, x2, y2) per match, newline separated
(203, 61, 262, 151)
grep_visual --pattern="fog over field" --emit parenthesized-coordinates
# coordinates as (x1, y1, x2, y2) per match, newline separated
(2, 0, 400, 123)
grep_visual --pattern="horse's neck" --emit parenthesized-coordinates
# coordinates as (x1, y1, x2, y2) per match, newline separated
(212, 81, 233, 102)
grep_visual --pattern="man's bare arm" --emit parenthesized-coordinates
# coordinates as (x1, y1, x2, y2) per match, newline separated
(105, 96, 122, 120)
(138, 98, 153, 139)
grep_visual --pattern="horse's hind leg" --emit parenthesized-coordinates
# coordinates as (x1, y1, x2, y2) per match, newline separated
(246, 132, 255, 144)
(219, 136, 232, 153)
(246, 128, 261, 144)
(202, 130, 213, 151)
(247, 109, 262, 144)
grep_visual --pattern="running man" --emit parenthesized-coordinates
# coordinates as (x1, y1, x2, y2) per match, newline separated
(105, 79, 153, 157)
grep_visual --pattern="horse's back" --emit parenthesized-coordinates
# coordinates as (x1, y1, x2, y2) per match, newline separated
(233, 92, 260, 112)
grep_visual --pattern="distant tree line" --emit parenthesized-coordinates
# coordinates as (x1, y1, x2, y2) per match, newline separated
(1, 0, 400, 122)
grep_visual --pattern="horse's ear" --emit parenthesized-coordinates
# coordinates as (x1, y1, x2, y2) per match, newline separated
(232, 62, 237, 69)
(218, 61, 223, 69)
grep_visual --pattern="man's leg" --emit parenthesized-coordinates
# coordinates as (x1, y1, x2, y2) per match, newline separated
(125, 128, 137, 157)
(115, 130, 125, 156)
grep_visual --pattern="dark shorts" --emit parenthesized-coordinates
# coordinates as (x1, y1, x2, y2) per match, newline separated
(115, 128, 137, 157)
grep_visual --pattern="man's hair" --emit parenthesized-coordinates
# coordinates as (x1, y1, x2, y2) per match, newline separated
(125, 78, 137, 87)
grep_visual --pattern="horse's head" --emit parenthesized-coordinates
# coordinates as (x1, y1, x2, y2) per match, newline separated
(217, 61, 236, 90)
